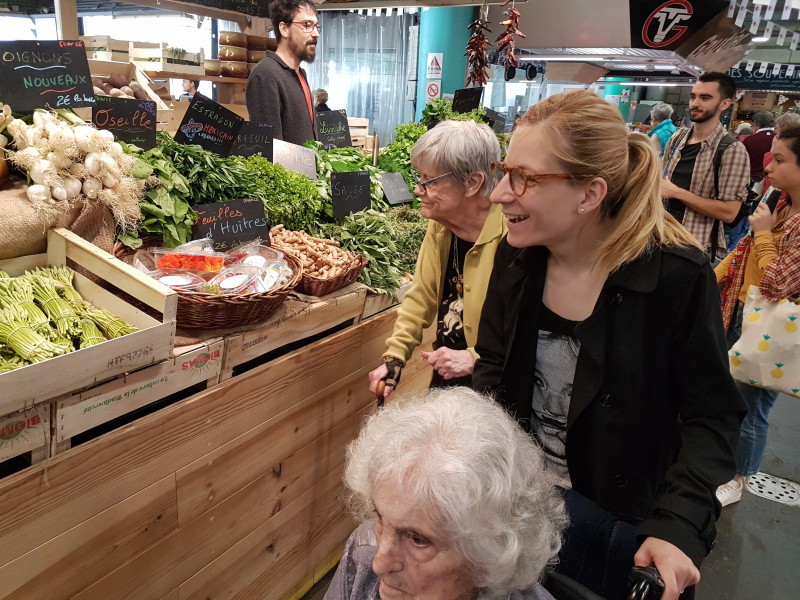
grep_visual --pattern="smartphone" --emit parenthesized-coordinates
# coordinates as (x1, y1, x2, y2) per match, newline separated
(764, 189, 781, 213)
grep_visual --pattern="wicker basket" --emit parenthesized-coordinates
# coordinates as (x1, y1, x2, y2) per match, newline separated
(296, 254, 368, 297)
(113, 240, 302, 329)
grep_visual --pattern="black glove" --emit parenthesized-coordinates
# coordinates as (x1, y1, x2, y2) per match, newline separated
(381, 357, 404, 391)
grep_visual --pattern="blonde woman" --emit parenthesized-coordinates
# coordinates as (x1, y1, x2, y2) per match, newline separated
(472, 90, 744, 600)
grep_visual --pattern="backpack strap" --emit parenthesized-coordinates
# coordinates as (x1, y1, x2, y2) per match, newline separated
(710, 133, 737, 259)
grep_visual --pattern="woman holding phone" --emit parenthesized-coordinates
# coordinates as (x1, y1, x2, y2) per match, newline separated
(715, 126, 800, 507)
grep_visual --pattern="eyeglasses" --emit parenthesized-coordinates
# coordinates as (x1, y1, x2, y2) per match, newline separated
(491, 162, 574, 196)
(290, 20, 321, 33)
(413, 171, 453, 194)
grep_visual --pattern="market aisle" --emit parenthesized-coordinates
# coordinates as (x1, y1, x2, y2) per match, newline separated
(302, 396, 800, 600)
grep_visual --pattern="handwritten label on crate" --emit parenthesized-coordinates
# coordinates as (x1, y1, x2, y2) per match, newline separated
(230, 121, 274, 158)
(0, 40, 95, 111)
(192, 197, 269, 251)
(272, 138, 317, 180)
(173, 93, 244, 156)
(379, 171, 414, 205)
(314, 109, 352, 150)
(452, 87, 484, 114)
(331, 171, 371, 218)
(92, 96, 157, 149)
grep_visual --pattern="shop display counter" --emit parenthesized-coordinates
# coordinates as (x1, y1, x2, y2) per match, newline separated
(0, 306, 433, 600)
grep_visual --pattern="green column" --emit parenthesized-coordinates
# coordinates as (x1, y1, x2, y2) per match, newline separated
(603, 79, 634, 122)
(415, 7, 475, 121)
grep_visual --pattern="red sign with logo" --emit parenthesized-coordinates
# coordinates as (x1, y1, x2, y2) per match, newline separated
(629, 0, 728, 51)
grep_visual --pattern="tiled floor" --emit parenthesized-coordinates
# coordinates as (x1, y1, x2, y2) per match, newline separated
(303, 395, 800, 600)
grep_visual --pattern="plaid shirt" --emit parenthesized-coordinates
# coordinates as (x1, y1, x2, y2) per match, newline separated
(760, 204, 800, 300)
(662, 123, 750, 256)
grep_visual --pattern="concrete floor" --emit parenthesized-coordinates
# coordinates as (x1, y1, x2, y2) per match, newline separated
(304, 395, 800, 600)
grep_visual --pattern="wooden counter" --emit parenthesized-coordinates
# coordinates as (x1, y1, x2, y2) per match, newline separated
(0, 306, 433, 600)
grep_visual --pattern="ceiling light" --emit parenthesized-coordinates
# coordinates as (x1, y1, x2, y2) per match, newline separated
(671, 68, 681, 75)
(645, 63, 656, 72)
(751, 36, 771, 43)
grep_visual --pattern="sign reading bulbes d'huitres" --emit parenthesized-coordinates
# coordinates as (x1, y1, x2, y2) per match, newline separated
(174, 94, 244, 156)
(0, 40, 95, 111)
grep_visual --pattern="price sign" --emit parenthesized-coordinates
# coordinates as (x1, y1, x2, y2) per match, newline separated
(314, 109, 352, 150)
(331, 171, 371, 218)
(379, 172, 414, 205)
(0, 40, 95, 111)
(230, 121, 274, 158)
(272, 138, 317, 180)
(173, 93, 244, 156)
(452, 87, 484, 114)
(191, 197, 270, 251)
(92, 96, 157, 150)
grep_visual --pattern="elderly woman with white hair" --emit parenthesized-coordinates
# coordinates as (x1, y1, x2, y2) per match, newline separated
(368, 120, 506, 397)
(324, 387, 567, 600)
(649, 103, 676, 156)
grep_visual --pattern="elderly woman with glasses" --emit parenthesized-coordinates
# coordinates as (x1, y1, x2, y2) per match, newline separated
(472, 90, 744, 600)
(325, 386, 567, 600)
(368, 120, 506, 398)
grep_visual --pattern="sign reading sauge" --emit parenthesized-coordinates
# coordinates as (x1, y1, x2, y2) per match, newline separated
(331, 171, 371, 218)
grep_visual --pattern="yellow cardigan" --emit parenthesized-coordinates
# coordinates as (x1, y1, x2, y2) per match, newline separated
(383, 203, 507, 363)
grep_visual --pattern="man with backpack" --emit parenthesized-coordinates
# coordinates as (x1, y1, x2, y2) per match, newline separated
(661, 72, 751, 261)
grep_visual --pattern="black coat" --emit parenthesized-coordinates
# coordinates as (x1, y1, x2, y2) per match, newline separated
(472, 240, 745, 567)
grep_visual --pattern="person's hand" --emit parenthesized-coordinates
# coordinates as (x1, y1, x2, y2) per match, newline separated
(420, 348, 475, 380)
(368, 358, 404, 398)
(749, 201, 778, 234)
(661, 176, 682, 200)
(368, 363, 390, 397)
(634, 537, 700, 600)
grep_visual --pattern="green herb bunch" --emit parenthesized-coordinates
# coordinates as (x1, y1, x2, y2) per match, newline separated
(242, 155, 326, 234)
(383, 205, 428, 275)
(377, 122, 426, 193)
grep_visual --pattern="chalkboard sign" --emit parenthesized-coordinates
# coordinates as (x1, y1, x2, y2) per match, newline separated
(379, 172, 414, 205)
(331, 171, 371, 218)
(230, 121, 274, 158)
(174, 93, 244, 156)
(191, 197, 270, 251)
(483, 108, 506, 133)
(314, 109, 352, 150)
(452, 87, 484, 114)
(272, 138, 317, 180)
(0, 40, 95, 111)
(92, 96, 157, 150)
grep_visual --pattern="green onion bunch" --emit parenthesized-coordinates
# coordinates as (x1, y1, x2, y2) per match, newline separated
(0, 276, 51, 335)
(27, 272, 81, 337)
(0, 308, 68, 363)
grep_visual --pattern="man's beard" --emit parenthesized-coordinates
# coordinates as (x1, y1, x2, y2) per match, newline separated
(690, 103, 722, 124)
(290, 36, 317, 63)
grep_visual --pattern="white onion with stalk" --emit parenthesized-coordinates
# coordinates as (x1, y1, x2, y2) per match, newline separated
(26, 184, 51, 204)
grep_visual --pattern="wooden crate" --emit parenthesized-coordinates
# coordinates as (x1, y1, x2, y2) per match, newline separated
(347, 117, 369, 148)
(54, 340, 223, 453)
(130, 43, 205, 76)
(87, 59, 173, 123)
(0, 404, 49, 465)
(80, 36, 132, 63)
(0, 228, 177, 416)
(362, 280, 412, 320)
(220, 284, 367, 381)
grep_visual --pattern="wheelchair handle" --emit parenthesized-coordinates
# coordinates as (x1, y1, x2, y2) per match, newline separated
(628, 566, 665, 600)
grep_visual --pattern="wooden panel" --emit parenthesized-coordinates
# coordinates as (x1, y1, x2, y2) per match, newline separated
(358, 306, 401, 368)
(0, 476, 178, 600)
(56, 341, 223, 443)
(0, 323, 363, 566)
(0, 405, 49, 463)
(220, 285, 366, 381)
(232, 482, 355, 600)
(178, 411, 367, 600)
(72, 409, 361, 600)
(176, 367, 374, 524)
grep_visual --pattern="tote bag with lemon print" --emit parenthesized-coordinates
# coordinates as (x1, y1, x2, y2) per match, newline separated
(729, 285, 800, 397)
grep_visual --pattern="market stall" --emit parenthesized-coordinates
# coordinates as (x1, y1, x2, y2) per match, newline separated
(0, 6, 442, 593)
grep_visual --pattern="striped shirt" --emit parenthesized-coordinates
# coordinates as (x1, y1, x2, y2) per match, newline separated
(662, 123, 750, 257)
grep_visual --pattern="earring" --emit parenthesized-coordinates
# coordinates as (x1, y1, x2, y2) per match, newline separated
(578, 207, 585, 213)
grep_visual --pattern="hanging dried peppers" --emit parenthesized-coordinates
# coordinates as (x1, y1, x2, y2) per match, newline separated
(497, 0, 526, 74)
(465, 9, 492, 87)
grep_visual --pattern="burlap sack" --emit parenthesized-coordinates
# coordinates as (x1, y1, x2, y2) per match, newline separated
(0, 182, 82, 259)
(69, 200, 116, 254)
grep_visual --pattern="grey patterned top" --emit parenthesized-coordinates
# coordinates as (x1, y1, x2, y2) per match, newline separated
(323, 523, 556, 600)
